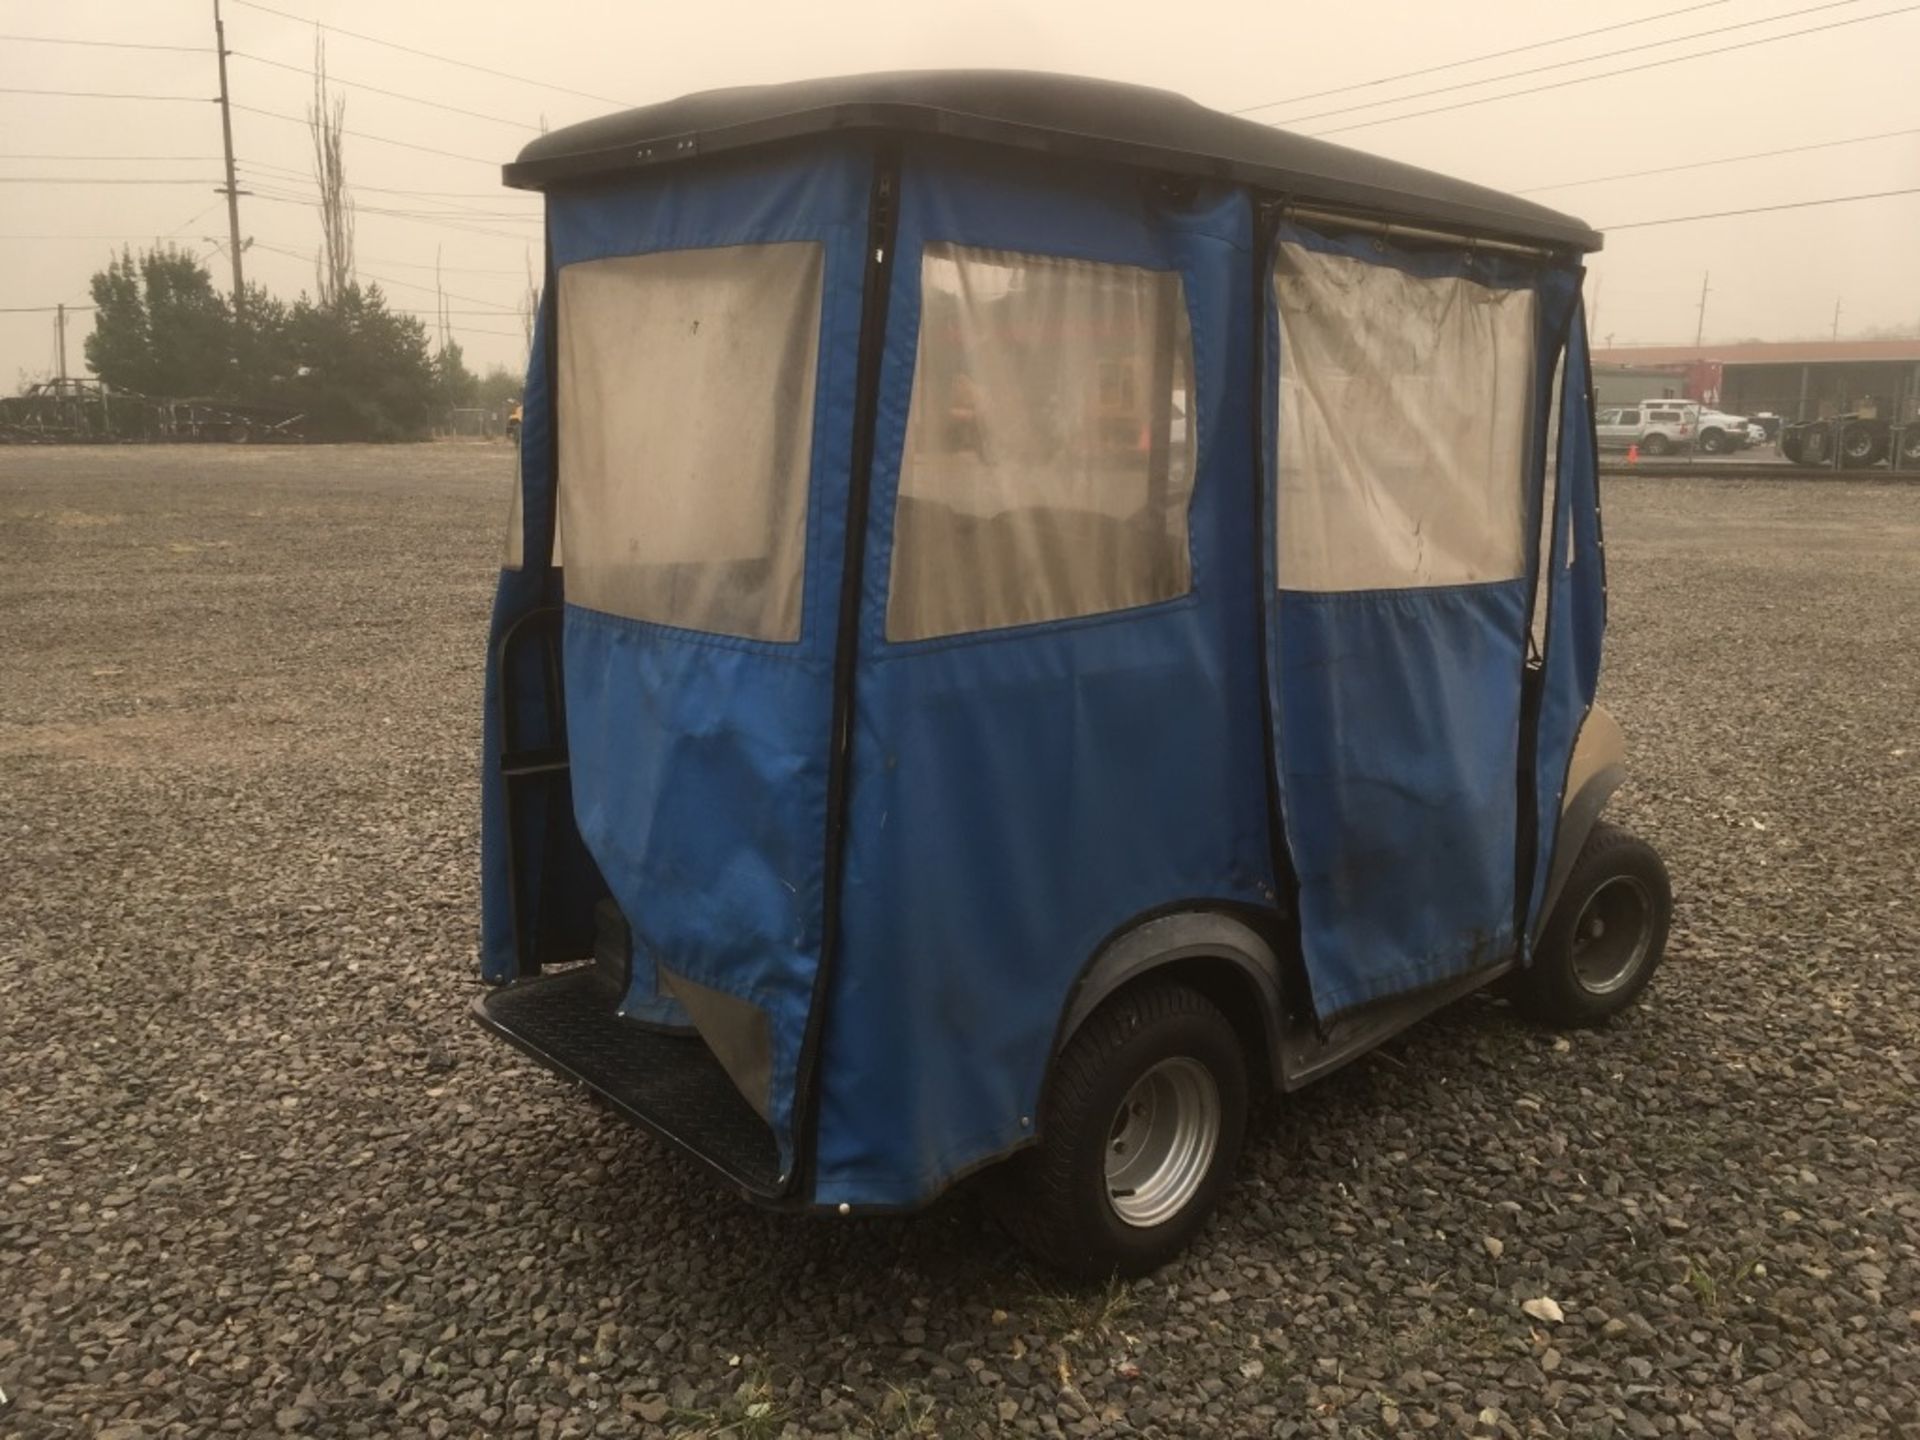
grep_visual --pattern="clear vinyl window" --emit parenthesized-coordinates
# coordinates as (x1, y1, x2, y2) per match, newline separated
(504, 460, 523, 570)
(503, 432, 562, 571)
(886, 243, 1197, 642)
(556, 242, 823, 642)
(1531, 347, 1567, 657)
(1272, 240, 1537, 593)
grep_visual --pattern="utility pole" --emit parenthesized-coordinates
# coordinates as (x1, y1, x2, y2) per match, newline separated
(213, 0, 246, 323)
(1588, 271, 1603, 342)
(1693, 271, 1710, 348)
(55, 304, 68, 382)
(1831, 298, 1842, 341)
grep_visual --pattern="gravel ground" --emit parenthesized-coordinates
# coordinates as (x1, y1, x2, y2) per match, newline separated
(2, 447, 1916, 1440)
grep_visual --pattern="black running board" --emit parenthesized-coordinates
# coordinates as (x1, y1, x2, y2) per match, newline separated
(474, 967, 785, 1200)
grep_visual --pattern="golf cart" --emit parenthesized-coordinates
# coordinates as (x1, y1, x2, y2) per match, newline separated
(476, 72, 1670, 1276)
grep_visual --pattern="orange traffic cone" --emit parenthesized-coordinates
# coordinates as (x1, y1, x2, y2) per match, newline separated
(1626, 443, 1639, 464)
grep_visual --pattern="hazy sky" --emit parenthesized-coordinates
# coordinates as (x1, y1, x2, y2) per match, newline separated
(5, 0, 1919, 389)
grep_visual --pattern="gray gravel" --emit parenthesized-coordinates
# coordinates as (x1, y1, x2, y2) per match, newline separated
(2, 447, 1916, 1439)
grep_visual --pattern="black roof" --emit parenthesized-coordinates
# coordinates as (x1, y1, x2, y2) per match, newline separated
(505, 71, 1601, 253)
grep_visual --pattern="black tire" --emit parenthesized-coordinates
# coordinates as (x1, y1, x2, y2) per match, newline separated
(1515, 822, 1671, 1028)
(1841, 425, 1884, 467)
(1902, 429, 1920, 465)
(1697, 428, 1728, 455)
(1640, 432, 1673, 456)
(991, 982, 1248, 1278)
(1780, 431, 1805, 464)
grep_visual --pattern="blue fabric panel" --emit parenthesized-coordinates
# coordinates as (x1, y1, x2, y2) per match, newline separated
(477, 300, 685, 1021)
(1528, 305, 1607, 935)
(1274, 581, 1528, 1014)
(480, 304, 556, 984)
(1263, 225, 1569, 1018)
(814, 147, 1271, 1208)
(548, 145, 871, 1179)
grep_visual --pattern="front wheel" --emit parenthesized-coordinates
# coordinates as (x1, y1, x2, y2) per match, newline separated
(991, 982, 1248, 1278)
(1698, 428, 1728, 455)
(1515, 822, 1671, 1028)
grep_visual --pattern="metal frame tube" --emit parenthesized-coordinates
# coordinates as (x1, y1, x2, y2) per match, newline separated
(1279, 203, 1563, 260)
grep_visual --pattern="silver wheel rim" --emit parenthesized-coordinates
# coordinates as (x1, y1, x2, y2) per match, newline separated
(1104, 1057, 1220, 1228)
(1570, 875, 1655, 995)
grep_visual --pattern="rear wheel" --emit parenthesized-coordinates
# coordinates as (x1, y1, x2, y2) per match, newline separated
(1641, 432, 1673, 456)
(991, 981, 1248, 1278)
(1842, 425, 1884, 467)
(1515, 822, 1671, 1028)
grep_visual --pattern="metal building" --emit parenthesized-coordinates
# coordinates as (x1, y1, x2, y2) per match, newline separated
(1593, 339, 1920, 422)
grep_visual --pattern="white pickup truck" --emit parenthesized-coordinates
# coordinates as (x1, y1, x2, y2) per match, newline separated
(1595, 402, 1697, 455)
(1647, 400, 1751, 455)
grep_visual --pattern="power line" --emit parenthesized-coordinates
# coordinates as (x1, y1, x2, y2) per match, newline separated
(0, 154, 224, 163)
(239, 158, 529, 200)
(0, 87, 211, 103)
(230, 51, 540, 131)
(243, 190, 536, 242)
(0, 201, 250, 246)
(1278, 0, 1872, 125)
(305, 249, 531, 276)
(0, 177, 223, 186)
(164, 202, 232, 240)
(0, 34, 213, 54)
(1309, 3, 1920, 135)
(0, 304, 99, 314)
(237, 166, 535, 220)
(248, 239, 522, 309)
(240, 168, 535, 215)
(1233, 0, 1731, 113)
(1603, 185, 1920, 228)
(1516, 126, 1920, 193)
(254, 188, 537, 224)
(227, 0, 635, 108)
(230, 102, 500, 165)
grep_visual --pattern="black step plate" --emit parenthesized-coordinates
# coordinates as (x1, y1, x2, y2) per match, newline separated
(475, 967, 783, 1197)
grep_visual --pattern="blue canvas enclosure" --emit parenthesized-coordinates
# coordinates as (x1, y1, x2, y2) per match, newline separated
(1262, 232, 1590, 1017)
(1528, 306, 1608, 936)
(815, 150, 1273, 1206)
(477, 73, 1611, 1214)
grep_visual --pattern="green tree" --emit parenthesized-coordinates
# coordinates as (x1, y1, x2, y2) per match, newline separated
(476, 364, 522, 412)
(83, 246, 232, 398)
(433, 339, 477, 413)
(84, 249, 152, 393)
(141, 248, 232, 397)
(232, 282, 295, 403)
(285, 283, 438, 440)
(82, 247, 450, 440)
